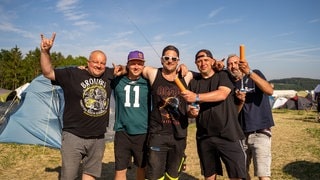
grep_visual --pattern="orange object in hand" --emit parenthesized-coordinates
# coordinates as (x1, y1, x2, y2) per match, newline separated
(174, 77, 186, 92)
(240, 44, 245, 60)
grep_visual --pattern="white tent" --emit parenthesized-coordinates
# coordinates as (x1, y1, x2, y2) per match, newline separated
(272, 90, 297, 99)
(272, 97, 289, 109)
(314, 84, 320, 93)
(15, 83, 30, 99)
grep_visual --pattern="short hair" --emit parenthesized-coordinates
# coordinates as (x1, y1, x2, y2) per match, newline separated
(89, 50, 106, 61)
(162, 45, 179, 57)
(226, 54, 238, 63)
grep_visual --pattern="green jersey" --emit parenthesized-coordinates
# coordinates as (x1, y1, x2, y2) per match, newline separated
(112, 76, 150, 134)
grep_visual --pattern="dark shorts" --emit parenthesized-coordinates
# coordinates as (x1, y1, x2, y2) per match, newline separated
(197, 136, 246, 179)
(114, 131, 147, 170)
(60, 131, 106, 179)
(145, 133, 186, 180)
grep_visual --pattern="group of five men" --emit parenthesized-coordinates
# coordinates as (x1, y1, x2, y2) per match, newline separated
(40, 32, 274, 180)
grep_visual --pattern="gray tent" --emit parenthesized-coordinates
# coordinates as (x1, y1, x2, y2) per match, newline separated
(283, 96, 312, 110)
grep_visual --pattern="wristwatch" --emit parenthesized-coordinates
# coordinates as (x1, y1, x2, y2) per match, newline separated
(248, 69, 253, 77)
(195, 94, 200, 103)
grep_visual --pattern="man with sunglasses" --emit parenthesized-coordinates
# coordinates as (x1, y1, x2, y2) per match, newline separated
(180, 49, 246, 180)
(141, 45, 193, 180)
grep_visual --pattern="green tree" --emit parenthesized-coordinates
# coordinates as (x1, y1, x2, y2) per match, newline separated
(0, 46, 24, 90)
(0, 45, 115, 91)
(24, 48, 42, 82)
(0, 49, 11, 88)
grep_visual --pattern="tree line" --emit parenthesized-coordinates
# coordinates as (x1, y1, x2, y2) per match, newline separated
(0, 46, 87, 90)
(270, 78, 320, 91)
(2, 45, 319, 91)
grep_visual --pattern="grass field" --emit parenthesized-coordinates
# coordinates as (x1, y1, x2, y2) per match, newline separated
(0, 110, 319, 180)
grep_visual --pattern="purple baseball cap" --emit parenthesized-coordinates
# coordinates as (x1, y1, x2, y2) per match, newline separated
(127, 50, 145, 62)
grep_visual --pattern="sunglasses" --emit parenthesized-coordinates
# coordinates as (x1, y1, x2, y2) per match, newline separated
(162, 56, 179, 61)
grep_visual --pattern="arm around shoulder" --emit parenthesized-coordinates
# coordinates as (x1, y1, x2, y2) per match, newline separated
(142, 66, 158, 85)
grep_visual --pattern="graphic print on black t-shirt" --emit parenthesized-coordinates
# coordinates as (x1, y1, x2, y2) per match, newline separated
(159, 96, 180, 123)
(157, 88, 188, 138)
(80, 78, 109, 117)
(156, 84, 182, 125)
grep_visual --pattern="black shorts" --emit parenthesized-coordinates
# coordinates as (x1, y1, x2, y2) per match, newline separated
(114, 131, 147, 170)
(146, 133, 186, 179)
(197, 136, 246, 179)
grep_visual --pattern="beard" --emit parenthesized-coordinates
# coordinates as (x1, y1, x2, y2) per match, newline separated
(230, 69, 243, 80)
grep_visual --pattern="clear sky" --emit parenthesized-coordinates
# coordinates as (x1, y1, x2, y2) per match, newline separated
(1, 0, 320, 80)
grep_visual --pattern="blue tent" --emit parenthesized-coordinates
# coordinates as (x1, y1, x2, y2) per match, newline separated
(0, 75, 64, 149)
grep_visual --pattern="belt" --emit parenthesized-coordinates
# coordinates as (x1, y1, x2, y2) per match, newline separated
(80, 134, 105, 139)
(246, 128, 272, 137)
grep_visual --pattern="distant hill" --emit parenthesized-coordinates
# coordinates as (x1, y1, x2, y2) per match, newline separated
(270, 78, 320, 91)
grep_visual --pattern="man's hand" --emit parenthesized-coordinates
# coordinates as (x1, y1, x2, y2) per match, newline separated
(113, 63, 126, 76)
(213, 58, 225, 71)
(180, 90, 197, 103)
(235, 89, 246, 103)
(188, 104, 199, 118)
(78, 66, 87, 70)
(238, 59, 251, 75)
(177, 64, 189, 77)
(40, 33, 56, 53)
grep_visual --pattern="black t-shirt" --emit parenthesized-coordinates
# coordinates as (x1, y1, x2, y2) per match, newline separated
(189, 70, 244, 141)
(54, 67, 114, 137)
(149, 68, 188, 138)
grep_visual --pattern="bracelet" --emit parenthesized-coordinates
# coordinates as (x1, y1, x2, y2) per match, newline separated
(248, 69, 253, 77)
(195, 94, 200, 103)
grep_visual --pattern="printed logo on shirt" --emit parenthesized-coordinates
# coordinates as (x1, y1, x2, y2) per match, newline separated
(160, 96, 180, 123)
(239, 76, 255, 93)
(80, 78, 109, 117)
(157, 85, 182, 124)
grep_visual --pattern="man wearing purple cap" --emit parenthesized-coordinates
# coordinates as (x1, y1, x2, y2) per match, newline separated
(111, 50, 150, 180)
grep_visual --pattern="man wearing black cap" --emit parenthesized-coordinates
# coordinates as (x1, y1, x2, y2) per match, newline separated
(181, 49, 246, 180)
(111, 50, 150, 180)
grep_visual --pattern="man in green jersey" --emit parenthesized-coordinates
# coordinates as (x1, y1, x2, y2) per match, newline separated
(111, 50, 150, 180)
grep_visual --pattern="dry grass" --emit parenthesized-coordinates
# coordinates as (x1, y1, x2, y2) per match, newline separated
(0, 110, 320, 180)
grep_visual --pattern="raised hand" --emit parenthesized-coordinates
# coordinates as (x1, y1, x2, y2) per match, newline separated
(40, 32, 56, 53)
(238, 58, 251, 75)
(213, 58, 225, 71)
(112, 63, 126, 76)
